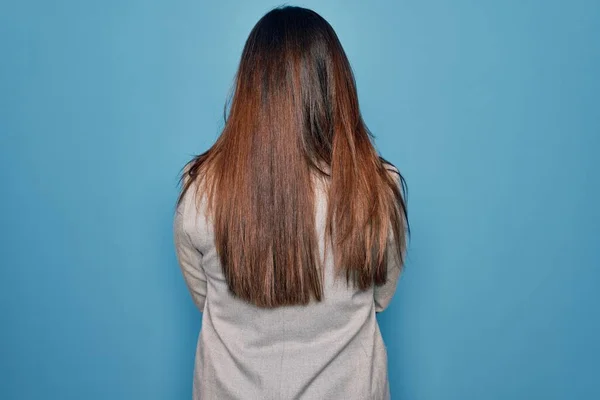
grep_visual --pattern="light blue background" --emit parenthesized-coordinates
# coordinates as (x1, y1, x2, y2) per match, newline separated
(1, 0, 598, 399)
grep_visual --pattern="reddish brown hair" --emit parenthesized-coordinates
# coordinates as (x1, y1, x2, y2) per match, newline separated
(178, 6, 408, 308)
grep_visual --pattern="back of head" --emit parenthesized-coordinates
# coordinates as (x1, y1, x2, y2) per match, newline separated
(179, 6, 408, 308)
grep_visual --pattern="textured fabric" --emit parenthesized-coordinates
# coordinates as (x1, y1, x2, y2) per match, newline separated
(173, 167, 403, 400)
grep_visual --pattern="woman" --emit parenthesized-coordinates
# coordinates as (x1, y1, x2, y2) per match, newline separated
(174, 5, 408, 400)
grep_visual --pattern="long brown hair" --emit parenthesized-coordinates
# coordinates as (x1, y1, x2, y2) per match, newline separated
(178, 6, 408, 308)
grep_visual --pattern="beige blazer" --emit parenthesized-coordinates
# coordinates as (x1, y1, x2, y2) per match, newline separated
(173, 166, 402, 400)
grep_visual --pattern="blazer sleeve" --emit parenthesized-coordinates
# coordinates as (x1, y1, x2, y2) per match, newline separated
(373, 236, 402, 313)
(374, 165, 405, 313)
(173, 189, 207, 312)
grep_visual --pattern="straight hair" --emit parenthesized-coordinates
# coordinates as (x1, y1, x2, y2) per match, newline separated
(178, 5, 408, 308)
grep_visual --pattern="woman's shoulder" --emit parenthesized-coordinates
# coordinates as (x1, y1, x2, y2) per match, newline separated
(381, 158, 401, 184)
(174, 160, 214, 252)
(175, 160, 210, 225)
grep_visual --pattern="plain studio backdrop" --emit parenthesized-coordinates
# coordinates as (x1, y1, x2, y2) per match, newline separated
(1, 1, 598, 399)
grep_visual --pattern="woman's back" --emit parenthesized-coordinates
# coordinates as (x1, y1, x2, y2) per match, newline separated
(173, 5, 408, 399)
(174, 167, 402, 399)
